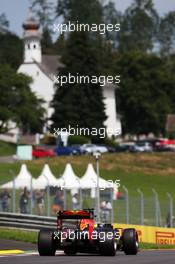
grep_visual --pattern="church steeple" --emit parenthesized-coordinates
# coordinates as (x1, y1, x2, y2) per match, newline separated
(23, 8, 42, 63)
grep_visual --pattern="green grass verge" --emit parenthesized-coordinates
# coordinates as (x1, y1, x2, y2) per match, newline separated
(0, 141, 16, 156)
(140, 242, 175, 249)
(0, 228, 37, 244)
(0, 228, 174, 249)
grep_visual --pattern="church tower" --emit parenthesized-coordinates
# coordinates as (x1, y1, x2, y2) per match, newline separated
(22, 9, 42, 63)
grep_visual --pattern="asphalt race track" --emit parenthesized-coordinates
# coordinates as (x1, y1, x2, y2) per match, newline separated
(0, 239, 36, 251)
(0, 239, 175, 264)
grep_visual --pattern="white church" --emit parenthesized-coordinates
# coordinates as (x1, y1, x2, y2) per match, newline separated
(18, 11, 121, 138)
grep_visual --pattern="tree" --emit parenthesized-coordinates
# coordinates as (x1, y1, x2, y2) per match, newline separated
(56, 0, 103, 24)
(41, 27, 54, 54)
(0, 65, 45, 134)
(0, 13, 9, 33)
(158, 11, 175, 56)
(0, 32, 23, 69)
(53, 33, 66, 55)
(103, 1, 122, 47)
(119, 0, 159, 52)
(52, 0, 108, 138)
(30, 0, 55, 30)
(116, 51, 175, 135)
(51, 30, 106, 137)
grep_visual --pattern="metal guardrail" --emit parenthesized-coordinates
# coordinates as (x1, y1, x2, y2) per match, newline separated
(0, 212, 57, 231)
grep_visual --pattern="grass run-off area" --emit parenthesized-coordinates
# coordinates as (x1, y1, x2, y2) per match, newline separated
(0, 152, 175, 199)
(0, 228, 174, 250)
(0, 153, 175, 225)
(0, 141, 16, 156)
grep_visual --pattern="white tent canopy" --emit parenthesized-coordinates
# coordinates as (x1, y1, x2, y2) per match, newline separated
(57, 163, 80, 189)
(80, 163, 107, 189)
(0, 163, 118, 193)
(0, 164, 34, 189)
(33, 164, 58, 189)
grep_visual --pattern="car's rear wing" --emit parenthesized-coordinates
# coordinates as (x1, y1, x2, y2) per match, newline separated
(57, 209, 94, 219)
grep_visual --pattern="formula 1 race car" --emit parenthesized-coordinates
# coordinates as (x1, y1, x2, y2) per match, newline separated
(38, 209, 138, 256)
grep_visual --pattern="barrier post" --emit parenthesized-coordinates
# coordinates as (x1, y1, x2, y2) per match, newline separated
(47, 185, 50, 216)
(152, 189, 159, 226)
(43, 175, 50, 216)
(63, 188, 67, 210)
(94, 152, 101, 223)
(167, 192, 173, 227)
(10, 170, 16, 213)
(123, 185, 129, 224)
(79, 187, 83, 209)
(30, 177, 33, 214)
(137, 188, 144, 225)
(111, 188, 114, 224)
(76, 177, 82, 209)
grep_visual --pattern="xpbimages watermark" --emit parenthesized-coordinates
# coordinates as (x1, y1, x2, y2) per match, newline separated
(52, 73, 120, 87)
(53, 230, 120, 242)
(59, 178, 120, 190)
(53, 21, 120, 35)
(53, 125, 121, 138)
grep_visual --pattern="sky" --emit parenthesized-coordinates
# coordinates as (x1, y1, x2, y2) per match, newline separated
(0, 0, 175, 37)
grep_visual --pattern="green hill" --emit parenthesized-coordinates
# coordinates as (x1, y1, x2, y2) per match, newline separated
(0, 140, 16, 156)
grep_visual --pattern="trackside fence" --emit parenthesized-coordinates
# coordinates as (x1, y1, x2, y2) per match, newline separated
(0, 186, 174, 228)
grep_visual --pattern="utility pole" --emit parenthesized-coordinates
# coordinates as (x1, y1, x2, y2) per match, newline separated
(94, 152, 101, 222)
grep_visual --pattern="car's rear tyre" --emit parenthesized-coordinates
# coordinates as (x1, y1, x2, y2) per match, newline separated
(99, 231, 116, 256)
(122, 228, 138, 255)
(38, 230, 56, 256)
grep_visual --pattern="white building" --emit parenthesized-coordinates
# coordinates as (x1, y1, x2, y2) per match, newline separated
(103, 83, 121, 136)
(18, 12, 63, 132)
(18, 11, 121, 137)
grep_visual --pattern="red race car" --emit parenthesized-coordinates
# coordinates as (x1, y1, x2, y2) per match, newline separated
(38, 209, 139, 256)
(32, 147, 56, 158)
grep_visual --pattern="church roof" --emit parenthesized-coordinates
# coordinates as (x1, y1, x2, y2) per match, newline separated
(37, 55, 64, 79)
(23, 8, 41, 39)
(23, 8, 40, 31)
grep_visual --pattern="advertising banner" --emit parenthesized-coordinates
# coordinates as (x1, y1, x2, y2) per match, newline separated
(114, 223, 175, 244)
